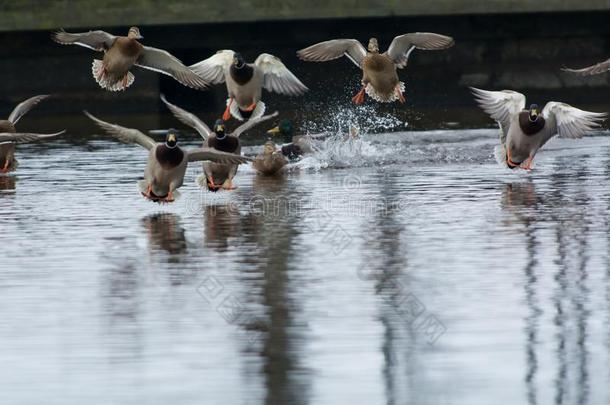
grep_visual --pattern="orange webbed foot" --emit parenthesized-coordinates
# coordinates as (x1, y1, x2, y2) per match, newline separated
(352, 87, 366, 105)
(223, 98, 233, 121)
(396, 85, 406, 103)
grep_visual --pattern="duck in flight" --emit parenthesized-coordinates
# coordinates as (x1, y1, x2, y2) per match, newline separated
(190, 50, 307, 121)
(84, 111, 251, 202)
(471, 87, 606, 170)
(297, 32, 454, 104)
(53, 27, 208, 91)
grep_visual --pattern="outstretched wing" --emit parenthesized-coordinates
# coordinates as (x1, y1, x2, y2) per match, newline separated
(541, 102, 606, 139)
(254, 53, 308, 96)
(84, 111, 156, 150)
(187, 147, 253, 164)
(0, 131, 65, 143)
(8, 94, 50, 125)
(52, 29, 116, 52)
(190, 50, 234, 84)
(385, 32, 455, 69)
(470, 87, 526, 143)
(232, 111, 279, 138)
(297, 39, 367, 68)
(160, 94, 212, 140)
(136, 47, 209, 90)
(562, 58, 610, 76)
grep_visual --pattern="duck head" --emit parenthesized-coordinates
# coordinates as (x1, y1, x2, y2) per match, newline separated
(528, 104, 540, 122)
(267, 119, 294, 143)
(128, 27, 143, 40)
(165, 130, 178, 148)
(232, 52, 246, 69)
(367, 38, 379, 53)
(263, 141, 277, 156)
(214, 119, 227, 140)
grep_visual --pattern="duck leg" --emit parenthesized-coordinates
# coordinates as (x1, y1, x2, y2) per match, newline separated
(244, 102, 257, 112)
(207, 176, 221, 191)
(352, 87, 366, 105)
(223, 98, 233, 121)
(1, 159, 10, 173)
(522, 155, 534, 171)
(505, 147, 520, 169)
(164, 190, 175, 203)
(142, 183, 153, 198)
(396, 84, 406, 103)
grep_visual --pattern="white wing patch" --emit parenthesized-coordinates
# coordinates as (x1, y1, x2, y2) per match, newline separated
(190, 50, 235, 84)
(255, 53, 308, 96)
(542, 102, 606, 139)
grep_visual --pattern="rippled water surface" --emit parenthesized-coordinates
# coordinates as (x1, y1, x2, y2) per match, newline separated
(2, 129, 610, 404)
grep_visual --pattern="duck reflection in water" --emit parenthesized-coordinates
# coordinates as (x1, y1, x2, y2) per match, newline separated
(0, 175, 16, 191)
(203, 204, 242, 252)
(142, 213, 188, 256)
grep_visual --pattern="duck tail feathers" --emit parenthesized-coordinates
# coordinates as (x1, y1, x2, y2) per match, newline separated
(365, 82, 404, 103)
(92, 59, 134, 92)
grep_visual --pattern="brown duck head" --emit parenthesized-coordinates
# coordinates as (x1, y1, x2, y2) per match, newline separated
(263, 141, 276, 156)
(127, 27, 143, 39)
(367, 38, 380, 53)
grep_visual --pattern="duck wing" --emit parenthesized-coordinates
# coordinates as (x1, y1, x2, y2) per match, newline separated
(385, 32, 454, 69)
(187, 147, 252, 164)
(52, 29, 116, 52)
(0, 131, 65, 143)
(160, 94, 212, 140)
(190, 50, 234, 84)
(562, 58, 610, 76)
(232, 111, 279, 138)
(297, 39, 367, 68)
(8, 95, 50, 125)
(470, 87, 526, 144)
(84, 111, 156, 150)
(541, 102, 606, 139)
(255, 53, 308, 96)
(136, 47, 209, 90)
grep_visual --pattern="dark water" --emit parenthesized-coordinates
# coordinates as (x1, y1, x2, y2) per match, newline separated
(2, 129, 610, 404)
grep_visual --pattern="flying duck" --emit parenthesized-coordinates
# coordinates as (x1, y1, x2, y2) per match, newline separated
(53, 27, 208, 91)
(471, 87, 606, 170)
(84, 111, 252, 202)
(297, 32, 454, 104)
(160, 94, 277, 191)
(0, 95, 65, 173)
(190, 50, 308, 121)
(562, 57, 610, 76)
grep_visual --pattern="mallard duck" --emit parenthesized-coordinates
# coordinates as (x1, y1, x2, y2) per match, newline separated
(160, 94, 277, 191)
(0, 95, 65, 173)
(252, 141, 288, 175)
(84, 111, 252, 202)
(297, 33, 454, 104)
(562, 58, 610, 76)
(471, 87, 606, 170)
(53, 27, 208, 91)
(267, 119, 322, 161)
(190, 51, 308, 121)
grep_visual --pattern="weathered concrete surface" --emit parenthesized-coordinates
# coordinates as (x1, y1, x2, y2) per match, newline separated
(2, 0, 610, 31)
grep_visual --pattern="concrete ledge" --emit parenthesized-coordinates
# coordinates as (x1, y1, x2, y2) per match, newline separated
(2, 0, 610, 32)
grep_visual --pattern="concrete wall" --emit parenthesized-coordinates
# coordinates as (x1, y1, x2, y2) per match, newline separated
(2, 0, 610, 31)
